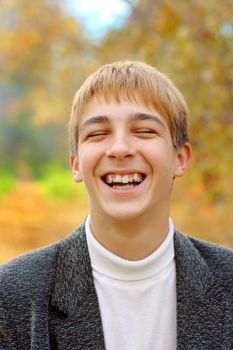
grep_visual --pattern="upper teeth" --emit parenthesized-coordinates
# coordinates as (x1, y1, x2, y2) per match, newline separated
(105, 173, 143, 184)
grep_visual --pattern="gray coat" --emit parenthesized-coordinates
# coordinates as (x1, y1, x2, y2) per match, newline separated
(1, 222, 233, 349)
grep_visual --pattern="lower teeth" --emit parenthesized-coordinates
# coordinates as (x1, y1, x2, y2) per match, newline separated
(112, 184, 135, 190)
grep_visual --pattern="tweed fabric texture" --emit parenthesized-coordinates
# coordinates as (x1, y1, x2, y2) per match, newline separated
(1, 223, 233, 349)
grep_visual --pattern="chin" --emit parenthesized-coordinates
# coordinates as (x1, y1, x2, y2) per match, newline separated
(103, 207, 146, 223)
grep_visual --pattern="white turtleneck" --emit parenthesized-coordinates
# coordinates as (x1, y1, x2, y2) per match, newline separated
(85, 216, 176, 350)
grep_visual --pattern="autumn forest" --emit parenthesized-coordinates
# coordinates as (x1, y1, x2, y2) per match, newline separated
(0, 0, 232, 262)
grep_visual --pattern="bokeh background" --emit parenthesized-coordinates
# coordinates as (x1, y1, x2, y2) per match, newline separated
(0, 0, 232, 263)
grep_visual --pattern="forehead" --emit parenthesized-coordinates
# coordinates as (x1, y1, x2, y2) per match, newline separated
(78, 95, 167, 125)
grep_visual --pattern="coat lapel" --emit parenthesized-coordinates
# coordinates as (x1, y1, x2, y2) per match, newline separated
(49, 224, 227, 350)
(174, 232, 226, 350)
(49, 223, 105, 350)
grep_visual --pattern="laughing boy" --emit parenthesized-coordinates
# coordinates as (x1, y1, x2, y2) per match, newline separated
(1, 61, 233, 350)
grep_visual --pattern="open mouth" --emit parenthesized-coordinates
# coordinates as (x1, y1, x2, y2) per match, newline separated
(101, 173, 146, 190)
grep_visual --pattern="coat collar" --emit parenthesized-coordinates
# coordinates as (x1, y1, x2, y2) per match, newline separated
(174, 231, 214, 299)
(174, 231, 225, 349)
(51, 222, 95, 315)
(50, 222, 105, 349)
(50, 223, 225, 349)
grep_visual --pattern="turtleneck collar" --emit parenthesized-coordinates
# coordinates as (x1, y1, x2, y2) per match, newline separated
(85, 215, 175, 281)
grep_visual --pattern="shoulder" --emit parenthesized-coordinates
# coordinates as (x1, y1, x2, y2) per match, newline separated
(0, 241, 60, 301)
(0, 222, 87, 304)
(189, 234, 233, 265)
(175, 231, 233, 281)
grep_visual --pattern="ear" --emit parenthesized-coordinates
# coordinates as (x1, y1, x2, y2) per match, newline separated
(70, 154, 82, 183)
(174, 143, 192, 177)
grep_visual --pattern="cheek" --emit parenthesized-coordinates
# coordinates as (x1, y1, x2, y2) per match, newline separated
(145, 146, 176, 175)
(141, 144, 164, 164)
(78, 146, 103, 176)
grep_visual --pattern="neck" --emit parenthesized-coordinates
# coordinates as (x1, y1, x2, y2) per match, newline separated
(89, 210, 170, 260)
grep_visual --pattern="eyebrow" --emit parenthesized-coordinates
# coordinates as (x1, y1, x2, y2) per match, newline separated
(79, 115, 109, 131)
(132, 112, 166, 129)
(79, 112, 166, 131)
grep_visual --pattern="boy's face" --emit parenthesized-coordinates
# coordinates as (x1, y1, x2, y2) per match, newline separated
(71, 95, 190, 223)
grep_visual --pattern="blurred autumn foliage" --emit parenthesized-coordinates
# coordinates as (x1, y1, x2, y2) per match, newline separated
(0, 0, 232, 262)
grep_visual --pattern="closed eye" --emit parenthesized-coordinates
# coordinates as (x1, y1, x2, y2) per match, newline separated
(135, 129, 155, 133)
(133, 129, 158, 137)
(86, 131, 109, 139)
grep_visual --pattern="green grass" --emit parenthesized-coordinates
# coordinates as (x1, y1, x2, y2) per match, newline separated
(0, 171, 16, 197)
(37, 166, 88, 202)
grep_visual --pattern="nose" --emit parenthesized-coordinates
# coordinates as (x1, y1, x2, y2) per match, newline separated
(105, 134, 136, 160)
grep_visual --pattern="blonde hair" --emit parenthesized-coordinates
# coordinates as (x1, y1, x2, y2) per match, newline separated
(69, 61, 189, 154)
